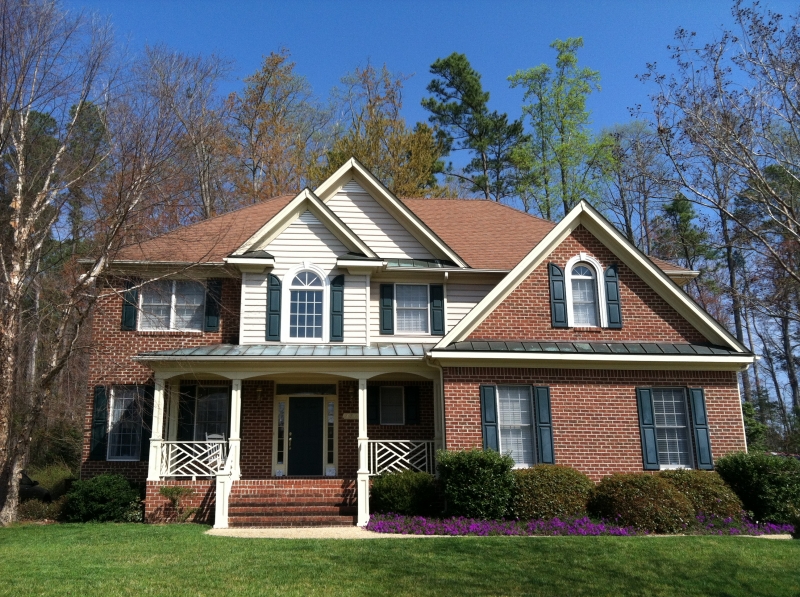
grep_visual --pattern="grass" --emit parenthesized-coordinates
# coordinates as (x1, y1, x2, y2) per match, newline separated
(0, 524, 798, 596)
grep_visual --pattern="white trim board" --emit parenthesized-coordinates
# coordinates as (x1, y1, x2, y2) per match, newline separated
(314, 158, 468, 267)
(435, 200, 747, 353)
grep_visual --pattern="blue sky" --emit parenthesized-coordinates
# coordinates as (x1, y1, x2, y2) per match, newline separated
(65, 0, 795, 133)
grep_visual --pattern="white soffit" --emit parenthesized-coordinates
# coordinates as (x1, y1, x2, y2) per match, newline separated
(314, 158, 468, 267)
(230, 188, 376, 258)
(435, 201, 747, 353)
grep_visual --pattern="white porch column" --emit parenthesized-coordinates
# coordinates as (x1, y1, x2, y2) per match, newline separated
(356, 378, 370, 526)
(229, 379, 242, 480)
(147, 376, 166, 481)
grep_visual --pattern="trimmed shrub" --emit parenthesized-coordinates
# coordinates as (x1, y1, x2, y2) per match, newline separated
(715, 452, 800, 523)
(588, 473, 695, 533)
(63, 474, 142, 522)
(370, 470, 438, 516)
(436, 449, 514, 519)
(511, 465, 593, 520)
(659, 469, 743, 520)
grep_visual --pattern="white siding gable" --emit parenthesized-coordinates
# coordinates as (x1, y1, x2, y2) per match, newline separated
(327, 180, 434, 259)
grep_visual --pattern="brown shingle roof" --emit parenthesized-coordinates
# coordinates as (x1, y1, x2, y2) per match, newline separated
(401, 198, 555, 270)
(114, 195, 295, 263)
(114, 193, 689, 275)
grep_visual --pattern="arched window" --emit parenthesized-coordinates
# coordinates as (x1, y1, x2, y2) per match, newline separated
(289, 271, 323, 338)
(570, 263, 599, 327)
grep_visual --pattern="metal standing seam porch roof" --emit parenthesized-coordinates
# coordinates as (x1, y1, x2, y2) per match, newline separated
(440, 341, 747, 356)
(135, 343, 436, 360)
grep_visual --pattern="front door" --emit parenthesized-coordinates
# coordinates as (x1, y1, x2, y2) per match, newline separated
(288, 397, 324, 476)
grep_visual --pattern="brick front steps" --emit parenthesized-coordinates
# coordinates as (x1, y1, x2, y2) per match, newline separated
(228, 478, 357, 527)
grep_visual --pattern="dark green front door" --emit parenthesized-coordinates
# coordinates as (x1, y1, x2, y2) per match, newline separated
(288, 397, 324, 476)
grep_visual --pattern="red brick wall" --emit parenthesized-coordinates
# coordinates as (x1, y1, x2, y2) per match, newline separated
(443, 367, 745, 481)
(240, 380, 274, 479)
(468, 225, 709, 344)
(145, 479, 215, 523)
(81, 276, 241, 480)
(337, 380, 435, 477)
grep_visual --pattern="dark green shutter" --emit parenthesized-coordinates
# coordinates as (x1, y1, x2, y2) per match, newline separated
(636, 388, 660, 470)
(367, 386, 380, 424)
(404, 386, 420, 424)
(379, 284, 394, 335)
(430, 284, 444, 336)
(266, 274, 281, 341)
(90, 386, 108, 460)
(689, 388, 714, 470)
(178, 383, 197, 441)
(121, 280, 138, 331)
(604, 264, 623, 329)
(330, 275, 344, 342)
(548, 263, 568, 328)
(480, 385, 499, 451)
(534, 386, 555, 464)
(204, 279, 223, 332)
(140, 385, 154, 461)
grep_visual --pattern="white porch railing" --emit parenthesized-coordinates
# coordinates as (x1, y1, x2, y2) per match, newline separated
(367, 440, 436, 476)
(160, 441, 227, 477)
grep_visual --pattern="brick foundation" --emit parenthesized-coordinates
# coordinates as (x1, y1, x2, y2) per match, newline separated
(145, 479, 216, 523)
(443, 367, 745, 481)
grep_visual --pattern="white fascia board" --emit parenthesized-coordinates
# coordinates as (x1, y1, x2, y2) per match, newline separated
(435, 200, 746, 353)
(223, 256, 275, 273)
(429, 350, 755, 371)
(230, 188, 376, 258)
(314, 158, 469, 268)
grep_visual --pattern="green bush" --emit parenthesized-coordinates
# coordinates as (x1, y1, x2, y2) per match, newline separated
(715, 452, 800, 523)
(18, 496, 67, 521)
(63, 474, 142, 523)
(370, 470, 439, 516)
(436, 449, 514, 519)
(511, 465, 593, 520)
(588, 473, 695, 533)
(659, 469, 743, 520)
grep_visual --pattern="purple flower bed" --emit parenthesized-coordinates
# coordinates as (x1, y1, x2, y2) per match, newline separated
(366, 513, 795, 537)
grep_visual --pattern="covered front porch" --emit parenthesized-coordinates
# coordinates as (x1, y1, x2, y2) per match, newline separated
(138, 344, 443, 527)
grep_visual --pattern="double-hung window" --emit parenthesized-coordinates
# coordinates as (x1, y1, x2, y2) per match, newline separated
(379, 386, 405, 425)
(570, 264, 599, 327)
(395, 284, 429, 334)
(107, 386, 143, 461)
(193, 386, 230, 440)
(497, 386, 536, 468)
(289, 271, 324, 339)
(139, 280, 205, 331)
(652, 388, 692, 468)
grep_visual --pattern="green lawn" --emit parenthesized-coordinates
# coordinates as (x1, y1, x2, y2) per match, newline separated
(0, 524, 798, 596)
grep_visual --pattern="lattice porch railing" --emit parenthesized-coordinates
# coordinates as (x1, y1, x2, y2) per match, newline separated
(367, 440, 436, 476)
(160, 441, 227, 477)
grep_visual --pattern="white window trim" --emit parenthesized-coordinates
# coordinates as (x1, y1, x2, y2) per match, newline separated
(138, 279, 205, 332)
(393, 283, 430, 336)
(280, 262, 331, 343)
(106, 386, 142, 462)
(565, 253, 608, 328)
(379, 386, 405, 425)
(495, 385, 536, 470)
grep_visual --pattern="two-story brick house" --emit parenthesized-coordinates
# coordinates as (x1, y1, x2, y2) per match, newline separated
(82, 158, 753, 528)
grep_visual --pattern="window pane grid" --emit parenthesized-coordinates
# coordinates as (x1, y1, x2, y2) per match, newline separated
(139, 280, 205, 331)
(396, 285, 428, 333)
(571, 272, 598, 326)
(653, 388, 692, 467)
(194, 387, 229, 440)
(380, 387, 404, 425)
(498, 386, 535, 467)
(290, 289, 323, 338)
(107, 387, 142, 461)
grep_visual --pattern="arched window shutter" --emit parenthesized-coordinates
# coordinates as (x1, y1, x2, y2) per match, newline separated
(480, 385, 499, 451)
(689, 388, 714, 470)
(367, 386, 380, 424)
(266, 274, 281, 341)
(636, 388, 660, 470)
(90, 386, 108, 461)
(204, 279, 223, 332)
(121, 280, 138, 331)
(548, 263, 568, 328)
(604, 264, 623, 329)
(404, 385, 420, 424)
(534, 386, 555, 464)
(429, 284, 444, 336)
(330, 275, 344, 342)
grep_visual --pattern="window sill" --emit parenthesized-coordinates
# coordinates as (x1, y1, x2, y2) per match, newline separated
(135, 330, 204, 337)
(570, 327, 603, 333)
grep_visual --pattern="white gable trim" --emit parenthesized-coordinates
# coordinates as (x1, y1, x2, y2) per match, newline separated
(435, 200, 747, 353)
(231, 189, 376, 258)
(314, 158, 468, 267)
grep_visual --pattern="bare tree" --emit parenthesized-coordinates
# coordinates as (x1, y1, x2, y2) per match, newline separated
(0, 0, 184, 524)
